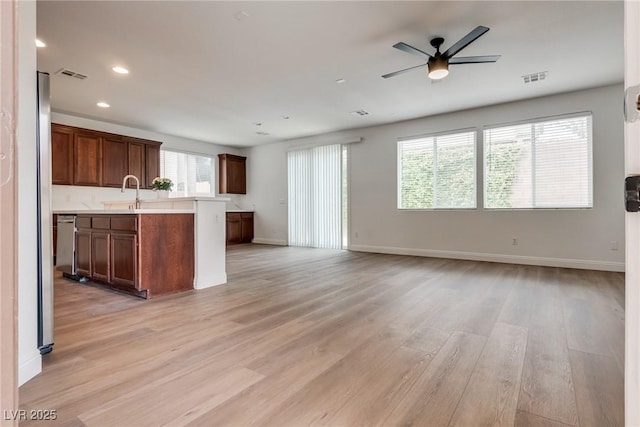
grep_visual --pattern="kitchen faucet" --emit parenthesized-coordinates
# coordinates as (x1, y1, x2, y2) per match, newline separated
(121, 175, 141, 209)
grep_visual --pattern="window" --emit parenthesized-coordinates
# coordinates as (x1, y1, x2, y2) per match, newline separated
(397, 130, 476, 209)
(160, 149, 214, 195)
(483, 114, 592, 209)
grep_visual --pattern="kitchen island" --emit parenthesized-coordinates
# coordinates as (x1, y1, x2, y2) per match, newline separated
(55, 210, 195, 298)
(102, 196, 230, 290)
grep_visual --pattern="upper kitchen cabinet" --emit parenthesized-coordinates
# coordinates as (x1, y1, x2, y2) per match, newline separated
(74, 130, 103, 187)
(51, 123, 162, 189)
(126, 139, 146, 189)
(144, 143, 161, 190)
(51, 124, 74, 185)
(218, 153, 246, 194)
(102, 136, 127, 187)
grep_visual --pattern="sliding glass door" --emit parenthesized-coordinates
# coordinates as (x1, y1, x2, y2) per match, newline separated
(287, 144, 346, 249)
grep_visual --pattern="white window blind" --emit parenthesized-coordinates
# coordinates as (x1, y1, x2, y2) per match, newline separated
(397, 130, 476, 209)
(288, 144, 342, 249)
(483, 114, 592, 209)
(160, 150, 214, 195)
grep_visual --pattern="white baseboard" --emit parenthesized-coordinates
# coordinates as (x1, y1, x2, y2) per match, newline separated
(348, 244, 625, 272)
(18, 354, 42, 386)
(194, 272, 228, 289)
(252, 238, 288, 246)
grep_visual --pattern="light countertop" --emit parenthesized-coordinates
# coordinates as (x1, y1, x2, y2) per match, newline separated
(103, 196, 231, 204)
(53, 209, 194, 215)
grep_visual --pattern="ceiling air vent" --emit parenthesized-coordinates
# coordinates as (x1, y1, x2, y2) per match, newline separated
(55, 68, 88, 80)
(523, 71, 548, 84)
(350, 109, 370, 116)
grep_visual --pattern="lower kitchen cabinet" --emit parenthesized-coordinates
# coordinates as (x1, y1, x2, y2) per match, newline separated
(75, 230, 91, 277)
(240, 213, 254, 242)
(91, 231, 111, 282)
(75, 213, 194, 298)
(111, 233, 137, 287)
(226, 212, 253, 245)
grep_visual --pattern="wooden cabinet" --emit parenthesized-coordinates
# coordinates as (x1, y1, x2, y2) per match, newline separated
(226, 213, 242, 244)
(75, 229, 91, 277)
(127, 141, 146, 189)
(102, 137, 128, 187)
(74, 131, 103, 186)
(51, 125, 74, 185)
(145, 143, 161, 189)
(218, 154, 247, 194)
(74, 213, 194, 298)
(240, 213, 254, 242)
(91, 231, 111, 282)
(111, 233, 137, 287)
(226, 212, 253, 245)
(51, 123, 162, 189)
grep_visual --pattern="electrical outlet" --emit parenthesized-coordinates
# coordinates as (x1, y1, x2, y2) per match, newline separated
(512, 237, 518, 246)
(610, 240, 619, 251)
(354, 231, 359, 238)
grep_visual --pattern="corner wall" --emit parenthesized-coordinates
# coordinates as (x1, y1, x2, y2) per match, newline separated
(246, 84, 625, 271)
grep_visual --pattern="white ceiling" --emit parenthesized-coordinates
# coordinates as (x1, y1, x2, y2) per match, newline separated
(37, 1, 624, 148)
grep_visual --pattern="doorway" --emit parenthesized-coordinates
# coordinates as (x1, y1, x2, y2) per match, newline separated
(287, 144, 348, 250)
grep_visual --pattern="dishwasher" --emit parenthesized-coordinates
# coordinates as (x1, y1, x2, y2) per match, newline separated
(56, 214, 82, 280)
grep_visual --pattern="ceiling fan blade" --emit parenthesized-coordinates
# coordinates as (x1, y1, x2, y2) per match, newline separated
(382, 63, 425, 79)
(449, 55, 501, 64)
(442, 26, 490, 58)
(393, 42, 432, 60)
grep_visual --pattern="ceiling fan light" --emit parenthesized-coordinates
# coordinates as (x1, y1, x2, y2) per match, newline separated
(428, 57, 449, 80)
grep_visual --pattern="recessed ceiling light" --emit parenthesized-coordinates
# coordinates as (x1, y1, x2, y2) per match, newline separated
(281, 115, 290, 120)
(112, 66, 129, 74)
(336, 78, 346, 84)
(256, 131, 270, 136)
(253, 122, 262, 126)
(97, 102, 110, 108)
(35, 39, 46, 48)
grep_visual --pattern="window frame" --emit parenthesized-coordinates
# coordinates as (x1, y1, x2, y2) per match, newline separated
(482, 111, 593, 211)
(159, 148, 216, 196)
(397, 128, 478, 211)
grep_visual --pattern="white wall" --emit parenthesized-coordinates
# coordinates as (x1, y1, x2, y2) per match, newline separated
(17, 0, 41, 385)
(247, 84, 625, 271)
(51, 113, 250, 210)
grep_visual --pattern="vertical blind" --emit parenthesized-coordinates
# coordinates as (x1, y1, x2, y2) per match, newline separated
(288, 144, 342, 249)
(160, 150, 214, 195)
(483, 114, 592, 209)
(397, 131, 476, 209)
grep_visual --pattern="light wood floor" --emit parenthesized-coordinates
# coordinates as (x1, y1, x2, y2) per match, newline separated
(19, 245, 624, 426)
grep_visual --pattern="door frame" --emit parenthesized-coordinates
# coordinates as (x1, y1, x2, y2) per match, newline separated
(0, 0, 19, 424)
(625, 0, 640, 425)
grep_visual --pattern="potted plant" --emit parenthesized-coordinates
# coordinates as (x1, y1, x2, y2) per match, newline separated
(151, 177, 173, 198)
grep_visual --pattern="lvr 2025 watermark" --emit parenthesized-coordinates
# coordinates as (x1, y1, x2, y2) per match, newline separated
(3, 409, 57, 421)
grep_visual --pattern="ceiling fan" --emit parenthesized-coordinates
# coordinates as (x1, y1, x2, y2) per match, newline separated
(382, 26, 500, 81)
